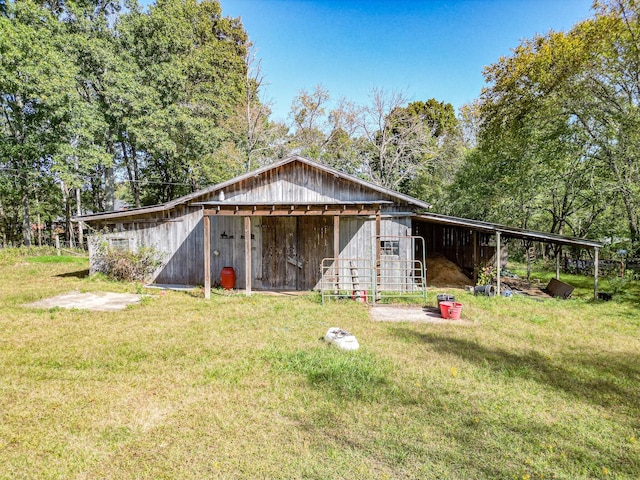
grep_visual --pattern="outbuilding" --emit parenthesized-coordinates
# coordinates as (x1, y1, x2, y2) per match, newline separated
(77, 156, 603, 299)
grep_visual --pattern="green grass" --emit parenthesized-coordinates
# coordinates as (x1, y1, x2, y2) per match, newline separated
(0, 257, 639, 479)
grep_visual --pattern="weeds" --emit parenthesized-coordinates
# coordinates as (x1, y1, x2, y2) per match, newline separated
(91, 239, 164, 282)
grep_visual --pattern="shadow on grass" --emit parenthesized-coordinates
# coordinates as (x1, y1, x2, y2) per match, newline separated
(56, 269, 90, 279)
(390, 327, 640, 412)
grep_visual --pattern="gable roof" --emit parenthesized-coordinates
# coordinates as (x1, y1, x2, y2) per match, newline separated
(75, 155, 432, 222)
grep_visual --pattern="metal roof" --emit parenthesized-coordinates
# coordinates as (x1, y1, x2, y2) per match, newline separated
(414, 213, 603, 248)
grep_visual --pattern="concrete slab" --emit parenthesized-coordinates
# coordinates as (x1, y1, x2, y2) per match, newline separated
(369, 305, 474, 325)
(26, 291, 143, 312)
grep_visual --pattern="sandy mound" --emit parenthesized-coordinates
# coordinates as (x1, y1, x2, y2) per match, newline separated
(426, 253, 472, 288)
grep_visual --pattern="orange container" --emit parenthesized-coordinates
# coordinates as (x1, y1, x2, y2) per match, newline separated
(220, 266, 236, 290)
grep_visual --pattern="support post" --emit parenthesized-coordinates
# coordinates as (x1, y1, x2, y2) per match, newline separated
(204, 214, 211, 300)
(472, 230, 478, 283)
(496, 231, 501, 296)
(594, 246, 599, 300)
(333, 215, 340, 293)
(375, 210, 381, 295)
(244, 216, 252, 296)
(556, 245, 561, 280)
(333, 215, 340, 260)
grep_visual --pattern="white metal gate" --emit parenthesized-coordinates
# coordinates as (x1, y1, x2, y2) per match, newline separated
(320, 235, 427, 304)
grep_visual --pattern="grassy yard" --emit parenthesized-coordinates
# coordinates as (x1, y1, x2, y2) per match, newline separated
(0, 252, 639, 479)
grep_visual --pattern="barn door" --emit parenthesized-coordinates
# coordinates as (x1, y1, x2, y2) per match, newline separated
(297, 216, 334, 290)
(261, 217, 297, 289)
(261, 216, 334, 290)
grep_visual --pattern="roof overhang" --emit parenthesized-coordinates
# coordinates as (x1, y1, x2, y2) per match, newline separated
(413, 213, 603, 248)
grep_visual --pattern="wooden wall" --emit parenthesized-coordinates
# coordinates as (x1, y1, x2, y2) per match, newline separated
(90, 211, 414, 291)
(412, 221, 508, 277)
(89, 206, 204, 285)
(86, 160, 421, 289)
(221, 162, 404, 204)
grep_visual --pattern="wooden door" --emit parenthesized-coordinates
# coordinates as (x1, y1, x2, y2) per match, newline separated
(261, 216, 297, 289)
(261, 216, 334, 290)
(297, 216, 334, 290)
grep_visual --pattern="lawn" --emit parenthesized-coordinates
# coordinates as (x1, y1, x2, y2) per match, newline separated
(0, 252, 639, 479)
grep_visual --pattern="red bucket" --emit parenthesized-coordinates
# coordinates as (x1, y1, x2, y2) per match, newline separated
(439, 301, 454, 319)
(448, 302, 463, 320)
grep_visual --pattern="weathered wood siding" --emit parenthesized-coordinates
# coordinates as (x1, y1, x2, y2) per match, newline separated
(86, 160, 419, 290)
(413, 222, 508, 277)
(221, 162, 404, 204)
(89, 207, 205, 285)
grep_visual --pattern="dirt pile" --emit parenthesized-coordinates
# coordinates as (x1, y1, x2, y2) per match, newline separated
(500, 277, 551, 298)
(426, 253, 473, 288)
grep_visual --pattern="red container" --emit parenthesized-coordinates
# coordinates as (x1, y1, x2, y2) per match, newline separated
(448, 302, 463, 320)
(439, 301, 453, 319)
(220, 266, 236, 290)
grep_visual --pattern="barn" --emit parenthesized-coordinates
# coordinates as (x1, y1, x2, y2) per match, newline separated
(77, 156, 603, 299)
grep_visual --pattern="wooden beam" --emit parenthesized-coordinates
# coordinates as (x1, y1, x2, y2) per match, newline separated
(202, 208, 381, 217)
(203, 214, 211, 300)
(496, 231, 501, 296)
(244, 216, 252, 296)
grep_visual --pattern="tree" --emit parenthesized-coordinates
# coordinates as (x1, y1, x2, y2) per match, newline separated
(356, 88, 435, 191)
(119, 0, 249, 204)
(398, 99, 464, 207)
(0, 1, 79, 245)
(462, 0, 640, 253)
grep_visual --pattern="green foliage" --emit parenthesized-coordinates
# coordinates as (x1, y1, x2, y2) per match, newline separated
(453, 0, 640, 254)
(0, 0, 251, 244)
(606, 270, 639, 300)
(92, 240, 164, 282)
(475, 263, 496, 286)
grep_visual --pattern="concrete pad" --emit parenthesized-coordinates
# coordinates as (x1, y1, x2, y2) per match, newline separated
(369, 305, 474, 325)
(26, 291, 143, 312)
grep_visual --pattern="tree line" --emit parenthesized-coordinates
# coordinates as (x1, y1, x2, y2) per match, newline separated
(2, 0, 639, 256)
(452, 0, 640, 257)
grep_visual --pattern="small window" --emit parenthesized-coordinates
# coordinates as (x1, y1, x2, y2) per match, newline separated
(380, 240, 399, 256)
(109, 237, 133, 251)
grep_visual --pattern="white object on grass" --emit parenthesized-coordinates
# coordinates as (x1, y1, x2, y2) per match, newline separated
(324, 327, 359, 351)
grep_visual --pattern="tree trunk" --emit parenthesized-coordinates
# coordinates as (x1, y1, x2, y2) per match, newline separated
(105, 165, 115, 211)
(0, 199, 6, 248)
(120, 138, 140, 208)
(60, 181, 75, 248)
(76, 187, 83, 249)
(21, 189, 31, 247)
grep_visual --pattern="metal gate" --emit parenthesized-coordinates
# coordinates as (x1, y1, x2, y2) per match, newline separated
(320, 235, 426, 304)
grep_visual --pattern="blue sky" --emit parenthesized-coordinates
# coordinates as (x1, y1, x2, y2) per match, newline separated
(220, 0, 594, 122)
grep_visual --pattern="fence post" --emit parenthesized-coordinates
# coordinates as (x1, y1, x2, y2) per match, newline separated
(55, 234, 61, 256)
